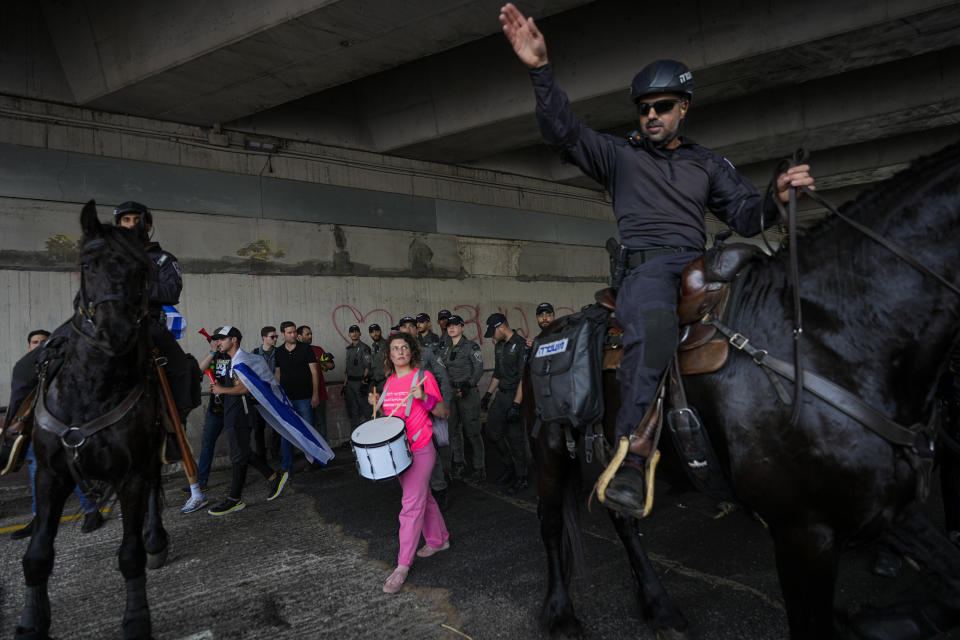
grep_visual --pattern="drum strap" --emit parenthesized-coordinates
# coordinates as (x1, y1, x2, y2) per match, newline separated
(375, 370, 426, 441)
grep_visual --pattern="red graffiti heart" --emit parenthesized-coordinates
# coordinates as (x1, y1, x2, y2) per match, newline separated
(332, 305, 394, 344)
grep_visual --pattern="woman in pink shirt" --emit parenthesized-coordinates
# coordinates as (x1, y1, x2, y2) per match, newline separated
(372, 332, 450, 593)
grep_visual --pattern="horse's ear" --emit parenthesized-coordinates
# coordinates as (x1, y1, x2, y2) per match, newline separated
(80, 200, 101, 237)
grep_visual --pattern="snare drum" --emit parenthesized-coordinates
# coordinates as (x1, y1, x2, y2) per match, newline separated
(351, 417, 412, 480)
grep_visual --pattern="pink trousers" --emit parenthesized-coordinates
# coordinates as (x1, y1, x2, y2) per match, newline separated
(396, 443, 449, 566)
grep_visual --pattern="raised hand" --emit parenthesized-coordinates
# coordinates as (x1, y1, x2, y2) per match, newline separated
(499, 3, 548, 69)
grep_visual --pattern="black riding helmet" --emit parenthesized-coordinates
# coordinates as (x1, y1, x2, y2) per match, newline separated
(113, 201, 153, 226)
(629, 59, 693, 103)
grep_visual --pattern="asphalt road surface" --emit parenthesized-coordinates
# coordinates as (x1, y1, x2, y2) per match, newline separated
(1, 441, 957, 639)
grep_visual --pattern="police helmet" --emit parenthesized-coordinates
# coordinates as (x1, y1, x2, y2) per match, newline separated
(113, 201, 153, 226)
(629, 60, 693, 103)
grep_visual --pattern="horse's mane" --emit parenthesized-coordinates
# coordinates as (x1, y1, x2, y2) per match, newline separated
(795, 139, 960, 245)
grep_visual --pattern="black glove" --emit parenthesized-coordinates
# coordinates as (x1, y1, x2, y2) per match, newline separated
(457, 381, 472, 396)
(480, 392, 492, 411)
(506, 402, 522, 422)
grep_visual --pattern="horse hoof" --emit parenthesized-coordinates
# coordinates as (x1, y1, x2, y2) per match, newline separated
(146, 548, 168, 570)
(540, 601, 583, 637)
(13, 626, 52, 640)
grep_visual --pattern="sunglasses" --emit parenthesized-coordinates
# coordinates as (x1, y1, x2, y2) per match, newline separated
(266, 335, 278, 339)
(636, 99, 683, 116)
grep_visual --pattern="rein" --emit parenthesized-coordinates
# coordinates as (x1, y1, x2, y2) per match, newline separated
(764, 150, 960, 427)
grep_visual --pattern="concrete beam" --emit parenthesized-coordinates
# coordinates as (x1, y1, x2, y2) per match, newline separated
(330, 0, 960, 156)
(41, 0, 591, 124)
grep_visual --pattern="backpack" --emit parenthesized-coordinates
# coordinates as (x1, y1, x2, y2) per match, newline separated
(529, 304, 609, 429)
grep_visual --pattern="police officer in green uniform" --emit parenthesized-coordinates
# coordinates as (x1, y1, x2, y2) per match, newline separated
(437, 309, 453, 351)
(481, 313, 528, 493)
(368, 323, 389, 394)
(343, 325, 372, 428)
(438, 314, 485, 480)
(416, 313, 441, 347)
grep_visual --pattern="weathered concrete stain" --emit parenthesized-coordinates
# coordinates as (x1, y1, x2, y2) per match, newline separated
(45, 234, 78, 262)
(408, 238, 433, 274)
(236, 238, 286, 262)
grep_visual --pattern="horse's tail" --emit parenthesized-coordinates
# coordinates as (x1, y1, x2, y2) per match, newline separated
(561, 451, 586, 581)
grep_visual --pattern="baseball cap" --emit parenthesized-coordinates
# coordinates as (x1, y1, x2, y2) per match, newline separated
(368, 323, 381, 331)
(483, 313, 506, 338)
(437, 309, 452, 320)
(447, 314, 464, 326)
(390, 316, 417, 332)
(415, 312, 430, 323)
(536, 302, 555, 315)
(348, 324, 360, 332)
(212, 325, 242, 341)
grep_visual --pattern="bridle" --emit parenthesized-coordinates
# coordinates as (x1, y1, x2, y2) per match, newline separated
(71, 235, 150, 353)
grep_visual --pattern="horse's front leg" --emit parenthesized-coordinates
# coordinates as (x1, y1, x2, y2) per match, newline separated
(769, 522, 839, 639)
(117, 475, 152, 640)
(144, 469, 169, 570)
(608, 510, 688, 638)
(15, 468, 73, 640)
(535, 423, 583, 637)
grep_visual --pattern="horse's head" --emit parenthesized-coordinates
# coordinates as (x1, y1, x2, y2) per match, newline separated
(77, 200, 152, 354)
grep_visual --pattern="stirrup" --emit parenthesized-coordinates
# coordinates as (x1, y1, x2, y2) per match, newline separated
(591, 437, 660, 519)
(1, 433, 29, 476)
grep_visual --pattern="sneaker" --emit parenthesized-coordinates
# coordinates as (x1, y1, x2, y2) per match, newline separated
(416, 540, 450, 558)
(208, 498, 245, 516)
(382, 566, 409, 594)
(505, 477, 529, 496)
(181, 484, 208, 495)
(267, 471, 289, 501)
(180, 494, 209, 515)
(81, 510, 105, 533)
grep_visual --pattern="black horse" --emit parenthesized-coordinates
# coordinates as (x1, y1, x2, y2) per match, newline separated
(533, 141, 960, 639)
(15, 201, 169, 640)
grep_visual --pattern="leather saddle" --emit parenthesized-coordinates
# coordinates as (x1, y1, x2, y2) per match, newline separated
(596, 241, 763, 375)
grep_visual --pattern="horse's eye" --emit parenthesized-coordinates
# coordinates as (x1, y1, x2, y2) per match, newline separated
(81, 263, 90, 271)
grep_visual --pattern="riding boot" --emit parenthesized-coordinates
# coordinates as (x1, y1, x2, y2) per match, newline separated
(603, 458, 647, 515)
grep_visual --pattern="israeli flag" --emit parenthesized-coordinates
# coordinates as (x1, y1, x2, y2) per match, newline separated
(230, 348, 335, 465)
(163, 305, 186, 340)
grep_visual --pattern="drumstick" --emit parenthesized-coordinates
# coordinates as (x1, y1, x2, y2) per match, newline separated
(386, 377, 427, 418)
(371, 390, 379, 419)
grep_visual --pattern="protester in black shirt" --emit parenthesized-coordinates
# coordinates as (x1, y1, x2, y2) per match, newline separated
(274, 320, 319, 475)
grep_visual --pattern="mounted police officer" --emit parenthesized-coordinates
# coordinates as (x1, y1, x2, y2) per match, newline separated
(438, 314, 485, 480)
(481, 313, 528, 494)
(113, 201, 197, 424)
(500, 3, 815, 515)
